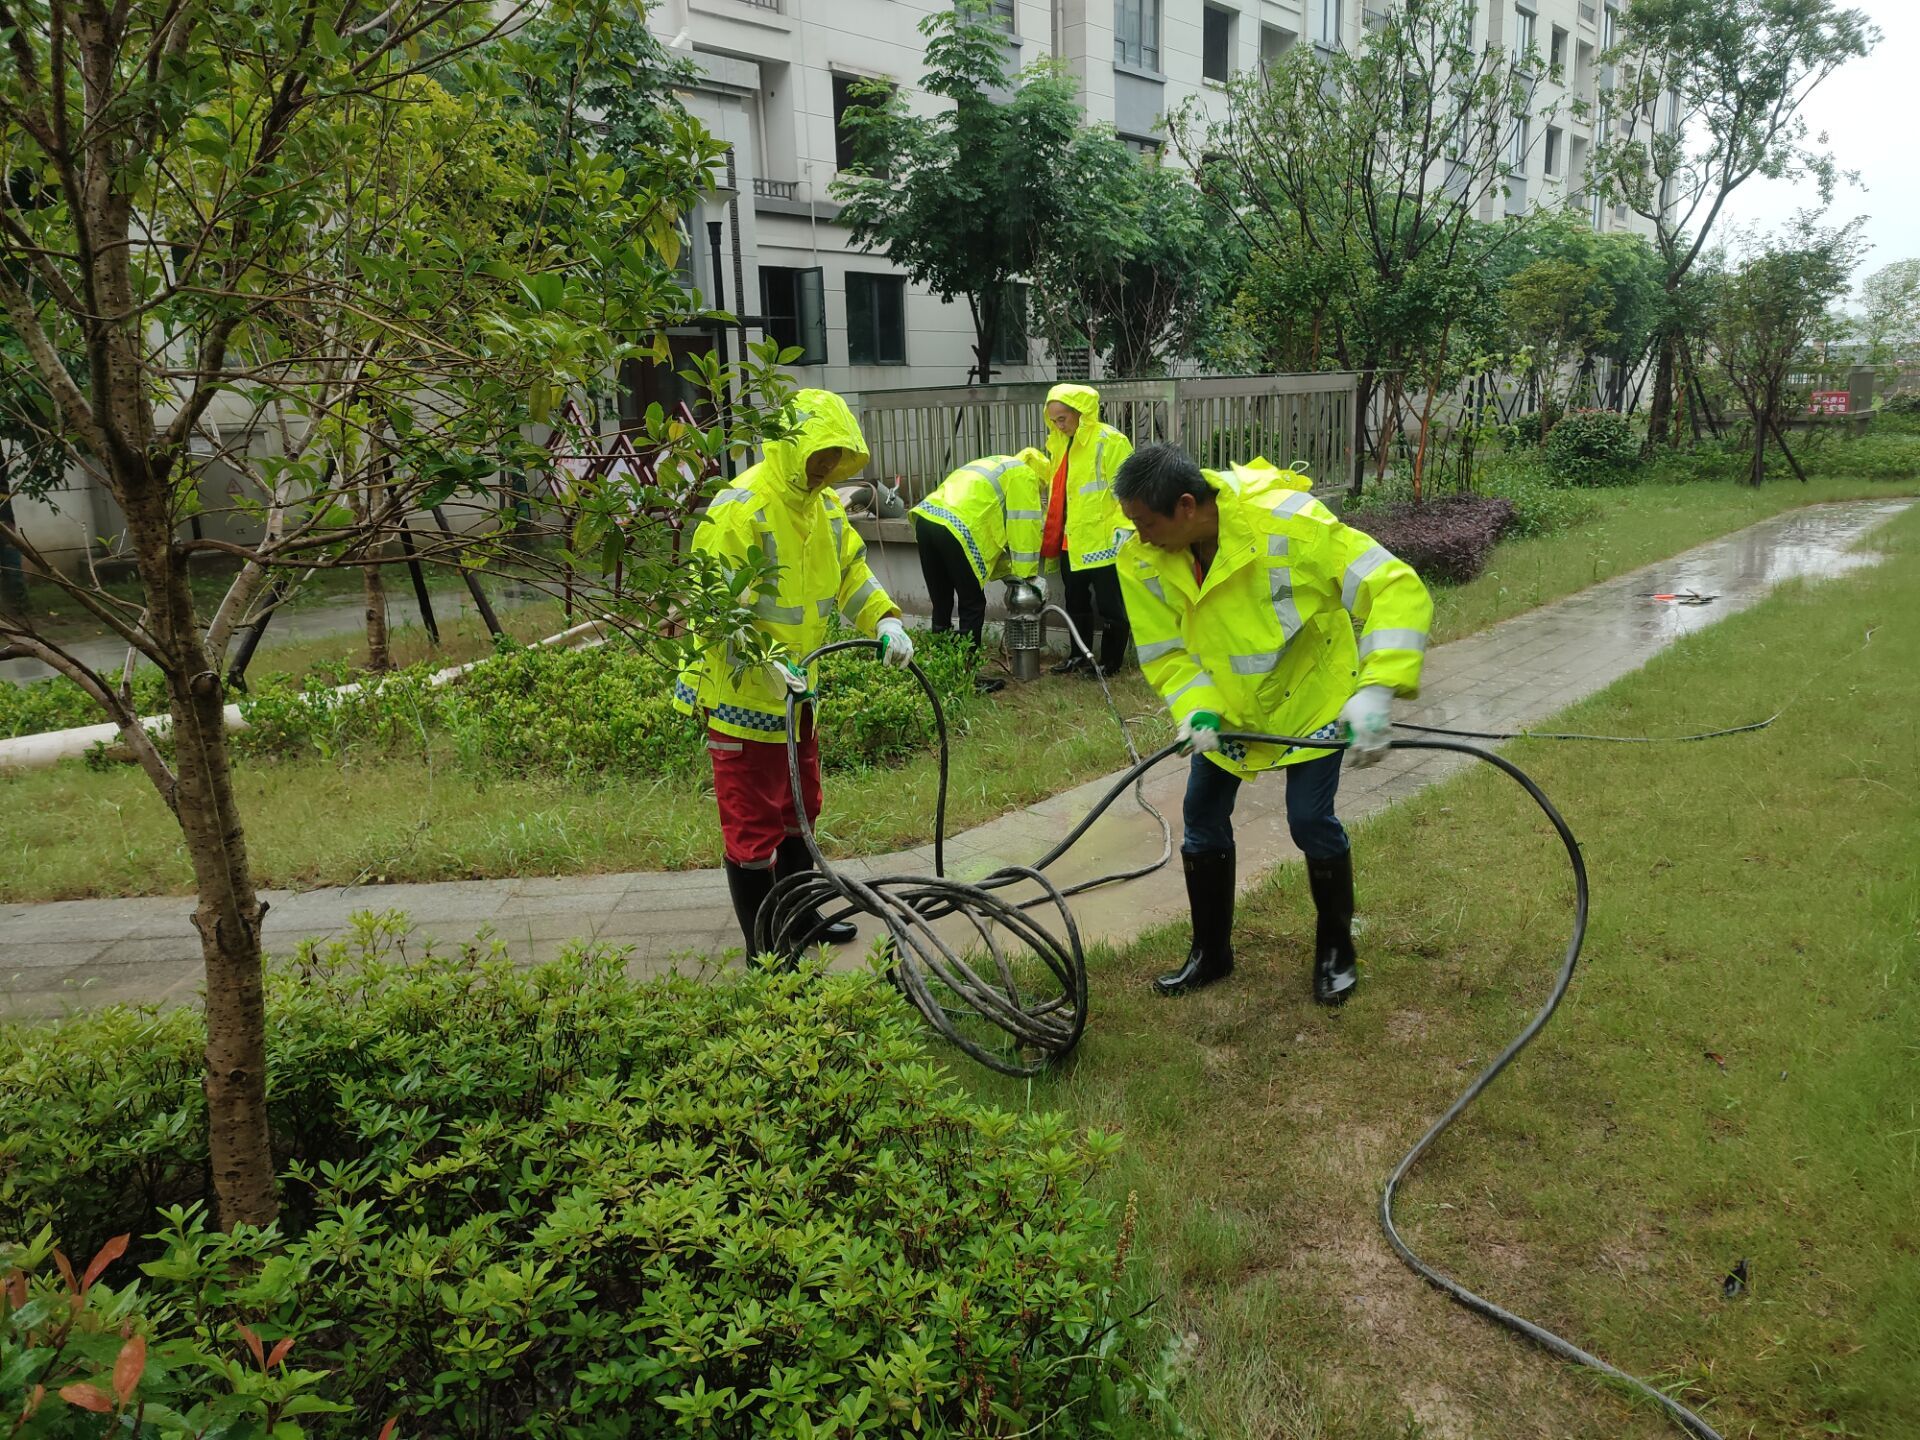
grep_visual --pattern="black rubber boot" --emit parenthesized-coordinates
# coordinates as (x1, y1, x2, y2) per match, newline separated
(1307, 851, 1359, 1006)
(775, 836, 858, 946)
(1156, 849, 1236, 996)
(724, 860, 777, 958)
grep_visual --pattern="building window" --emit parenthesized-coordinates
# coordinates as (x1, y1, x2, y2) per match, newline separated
(1203, 5, 1235, 82)
(1507, 117, 1528, 173)
(983, 0, 1015, 33)
(1260, 23, 1296, 72)
(760, 266, 828, 366)
(846, 272, 907, 366)
(1114, 0, 1160, 70)
(993, 283, 1029, 367)
(1122, 134, 1162, 159)
(1513, 4, 1535, 55)
(1310, 0, 1341, 49)
(1549, 25, 1566, 72)
(1602, 3, 1616, 51)
(833, 73, 892, 175)
(1543, 125, 1562, 177)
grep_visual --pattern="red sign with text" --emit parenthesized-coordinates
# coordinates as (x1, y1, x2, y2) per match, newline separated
(1809, 391, 1850, 415)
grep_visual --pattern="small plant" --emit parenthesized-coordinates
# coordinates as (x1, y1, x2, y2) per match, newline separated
(1543, 409, 1641, 486)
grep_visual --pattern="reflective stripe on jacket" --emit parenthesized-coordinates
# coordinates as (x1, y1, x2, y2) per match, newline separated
(1115, 459, 1432, 778)
(910, 452, 1049, 584)
(673, 389, 897, 741)
(1042, 383, 1135, 570)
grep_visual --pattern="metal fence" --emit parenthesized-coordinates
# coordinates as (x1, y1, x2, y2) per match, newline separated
(847, 373, 1360, 503)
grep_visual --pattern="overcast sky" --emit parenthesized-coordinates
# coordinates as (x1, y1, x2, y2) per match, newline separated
(1715, 0, 1916, 295)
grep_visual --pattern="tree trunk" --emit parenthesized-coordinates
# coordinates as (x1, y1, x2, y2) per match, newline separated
(1750, 411, 1766, 486)
(0, 489, 29, 613)
(125, 487, 278, 1229)
(362, 560, 392, 671)
(1646, 332, 1678, 451)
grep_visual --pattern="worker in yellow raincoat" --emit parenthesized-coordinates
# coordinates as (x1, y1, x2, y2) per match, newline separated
(674, 390, 915, 955)
(1037, 384, 1134, 676)
(910, 449, 1050, 693)
(1112, 443, 1432, 1003)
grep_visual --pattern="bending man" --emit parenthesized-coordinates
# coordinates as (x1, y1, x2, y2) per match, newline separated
(1111, 444, 1432, 1003)
(911, 449, 1050, 693)
(675, 389, 915, 957)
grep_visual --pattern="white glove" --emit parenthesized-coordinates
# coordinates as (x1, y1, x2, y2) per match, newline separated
(1175, 710, 1222, 756)
(767, 658, 812, 700)
(875, 617, 915, 669)
(1338, 684, 1393, 767)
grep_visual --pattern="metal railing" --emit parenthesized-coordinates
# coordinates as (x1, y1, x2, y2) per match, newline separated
(752, 177, 798, 200)
(846, 373, 1361, 502)
(735, 0, 781, 10)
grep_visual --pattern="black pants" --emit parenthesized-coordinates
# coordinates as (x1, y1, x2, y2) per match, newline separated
(915, 516, 986, 654)
(1062, 555, 1130, 671)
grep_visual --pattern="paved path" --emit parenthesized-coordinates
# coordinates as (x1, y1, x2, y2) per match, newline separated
(2, 585, 540, 687)
(3, 499, 1908, 1017)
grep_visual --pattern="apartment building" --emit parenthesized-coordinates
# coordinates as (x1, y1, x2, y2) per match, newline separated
(641, 0, 1659, 409)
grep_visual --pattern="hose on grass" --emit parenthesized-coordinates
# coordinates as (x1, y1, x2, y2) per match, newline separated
(759, 635, 1724, 1439)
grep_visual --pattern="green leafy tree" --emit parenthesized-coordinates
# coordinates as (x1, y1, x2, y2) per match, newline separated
(1702, 217, 1866, 484)
(0, 0, 773, 1227)
(1029, 144, 1239, 378)
(1859, 258, 1920, 369)
(1591, 0, 1878, 449)
(831, 0, 1116, 384)
(1491, 212, 1668, 420)
(1181, 0, 1547, 492)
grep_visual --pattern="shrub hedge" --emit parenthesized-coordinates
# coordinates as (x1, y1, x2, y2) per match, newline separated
(1543, 409, 1640, 486)
(1, 918, 1174, 1438)
(5, 629, 978, 781)
(1353, 494, 1518, 585)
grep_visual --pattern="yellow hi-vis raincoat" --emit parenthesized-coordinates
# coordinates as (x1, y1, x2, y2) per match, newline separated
(910, 451, 1050, 584)
(673, 390, 898, 741)
(1116, 459, 1432, 779)
(1042, 383, 1135, 569)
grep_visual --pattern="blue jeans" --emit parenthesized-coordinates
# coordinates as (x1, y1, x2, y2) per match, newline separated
(1182, 749, 1349, 859)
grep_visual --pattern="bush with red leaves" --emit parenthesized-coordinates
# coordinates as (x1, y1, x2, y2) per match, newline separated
(1351, 494, 1517, 585)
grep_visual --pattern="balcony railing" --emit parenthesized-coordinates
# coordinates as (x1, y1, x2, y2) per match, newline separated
(752, 177, 798, 201)
(736, 0, 781, 10)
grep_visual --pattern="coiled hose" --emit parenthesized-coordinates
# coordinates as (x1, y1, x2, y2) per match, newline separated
(758, 636, 1724, 1439)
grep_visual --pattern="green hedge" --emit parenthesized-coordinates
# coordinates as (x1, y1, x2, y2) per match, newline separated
(1, 918, 1173, 1438)
(1543, 409, 1641, 486)
(5, 629, 978, 781)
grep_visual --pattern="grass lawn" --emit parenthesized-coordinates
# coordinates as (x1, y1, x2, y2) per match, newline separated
(1427, 474, 1919, 643)
(0, 668, 1172, 901)
(959, 501, 1920, 1438)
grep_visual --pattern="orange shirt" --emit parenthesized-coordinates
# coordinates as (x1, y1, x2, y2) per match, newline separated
(1040, 448, 1070, 559)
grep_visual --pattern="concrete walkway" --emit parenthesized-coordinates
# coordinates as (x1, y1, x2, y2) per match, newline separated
(3, 499, 1908, 1018)
(1, 584, 538, 687)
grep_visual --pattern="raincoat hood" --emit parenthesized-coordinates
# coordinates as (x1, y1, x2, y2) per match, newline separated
(763, 389, 872, 493)
(1044, 383, 1104, 437)
(1226, 456, 1313, 494)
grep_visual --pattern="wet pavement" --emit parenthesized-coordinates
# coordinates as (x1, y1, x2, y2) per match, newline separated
(3, 498, 1909, 1018)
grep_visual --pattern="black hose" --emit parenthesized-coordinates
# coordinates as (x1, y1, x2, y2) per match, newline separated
(760, 647, 1724, 1438)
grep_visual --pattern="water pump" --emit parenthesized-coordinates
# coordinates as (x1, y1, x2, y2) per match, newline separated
(1003, 578, 1047, 681)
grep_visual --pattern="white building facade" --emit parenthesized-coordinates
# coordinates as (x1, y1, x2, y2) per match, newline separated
(643, 0, 1658, 406)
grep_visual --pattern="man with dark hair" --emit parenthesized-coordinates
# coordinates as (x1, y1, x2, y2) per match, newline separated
(1111, 443, 1432, 1003)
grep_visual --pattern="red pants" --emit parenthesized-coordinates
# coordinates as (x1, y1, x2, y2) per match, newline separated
(708, 712, 821, 868)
